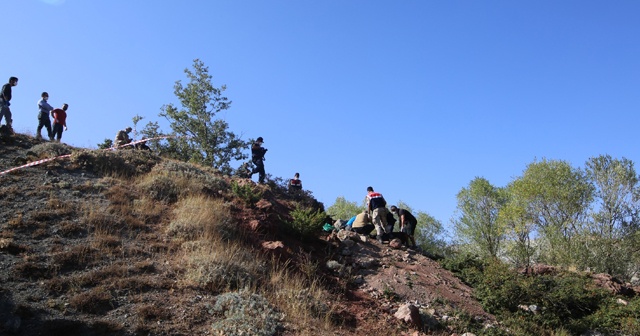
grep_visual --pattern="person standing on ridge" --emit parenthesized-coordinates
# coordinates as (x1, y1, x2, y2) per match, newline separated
(51, 103, 68, 143)
(36, 92, 54, 140)
(0, 76, 19, 133)
(250, 137, 267, 183)
(366, 186, 389, 243)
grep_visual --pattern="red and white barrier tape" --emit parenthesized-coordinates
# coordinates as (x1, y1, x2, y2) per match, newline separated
(0, 135, 179, 176)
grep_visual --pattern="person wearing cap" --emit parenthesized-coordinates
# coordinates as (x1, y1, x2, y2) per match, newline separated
(51, 103, 69, 143)
(390, 205, 418, 247)
(250, 136, 267, 183)
(36, 92, 54, 141)
(366, 186, 389, 243)
(0, 76, 18, 132)
(114, 126, 133, 148)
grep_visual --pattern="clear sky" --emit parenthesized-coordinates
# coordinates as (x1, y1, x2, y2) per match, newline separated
(4, 1, 639, 233)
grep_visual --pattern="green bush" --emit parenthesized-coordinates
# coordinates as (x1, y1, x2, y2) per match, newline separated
(210, 291, 282, 336)
(523, 274, 606, 331)
(283, 206, 326, 240)
(474, 261, 526, 314)
(439, 252, 484, 287)
(230, 180, 262, 206)
(586, 296, 640, 335)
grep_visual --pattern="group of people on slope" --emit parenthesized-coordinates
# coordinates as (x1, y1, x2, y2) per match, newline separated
(36, 91, 69, 142)
(344, 186, 418, 247)
(0, 77, 70, 142)
(0, 75, 143, 148)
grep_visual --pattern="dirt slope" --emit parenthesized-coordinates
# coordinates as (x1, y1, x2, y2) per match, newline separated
(0, 133, 494, 336)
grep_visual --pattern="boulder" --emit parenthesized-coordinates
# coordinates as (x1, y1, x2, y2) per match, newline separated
(394, 303, 423, 329)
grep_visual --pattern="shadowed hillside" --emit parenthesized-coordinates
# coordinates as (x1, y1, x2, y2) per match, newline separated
(0, 133, 495, 336)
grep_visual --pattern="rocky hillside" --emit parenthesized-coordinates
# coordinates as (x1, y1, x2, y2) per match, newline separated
(0, 133, 495, 336)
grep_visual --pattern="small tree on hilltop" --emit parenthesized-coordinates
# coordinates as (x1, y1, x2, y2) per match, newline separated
(159, 59, 249, 174)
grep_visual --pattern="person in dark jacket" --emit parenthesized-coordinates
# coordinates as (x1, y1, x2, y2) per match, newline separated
(289, 172, 302, 192)
(390, 205, 418, 246)
(36, 92, 54, 140)
(1, 77, 19, 132)
(250, 137, 267, 183)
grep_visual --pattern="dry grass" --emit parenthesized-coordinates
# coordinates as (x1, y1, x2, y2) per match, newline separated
(135, 303, 169, 322)
(136, 160, 228, 203)
(181, 239, 264, 293)
(69, 286, 114, 314)
(264, 261, 335, 333)
(11, 261, 51, 280)
(51, 245, 97, 273)
(167, 195, 236, 241)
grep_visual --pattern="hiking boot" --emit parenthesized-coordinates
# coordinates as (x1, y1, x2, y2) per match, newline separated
(35, 134, 42, 140)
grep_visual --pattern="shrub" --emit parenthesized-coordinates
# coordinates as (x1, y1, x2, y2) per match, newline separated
(439, 252, 484, 287)
(283, 206, 326, 240)
(210, 291, 282, 336)
(523, 273, 606, 331)
(584, 295, 640, 334)
(474, 261, 526, 314)
(230, 180, 262, 206)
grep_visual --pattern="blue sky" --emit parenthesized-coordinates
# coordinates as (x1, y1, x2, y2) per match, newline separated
(4, 1, 639, 232)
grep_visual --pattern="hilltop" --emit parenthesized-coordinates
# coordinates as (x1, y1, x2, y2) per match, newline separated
(0, 133, 494, 336)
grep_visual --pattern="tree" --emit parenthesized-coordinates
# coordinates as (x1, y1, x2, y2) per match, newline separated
(97, 138, 113, 149)
(511, 159, 593, 266)
(584, 155, 640, 278)
(498, 186, 537, 270)
(326, 196, 364, 220)
(159, 59, 249, 174)
(453, 177, 506, 259)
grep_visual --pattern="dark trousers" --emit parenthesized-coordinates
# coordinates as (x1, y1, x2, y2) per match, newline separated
(52, 123, 64, 141)
(353, 224, 375, 236)
(0, 105, 12, 127)
(252, 159, 265, 183)
(37, 115, 52, 139)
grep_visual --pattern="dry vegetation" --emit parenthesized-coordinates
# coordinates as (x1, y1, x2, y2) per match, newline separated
(0, 134, 356, 335)
(1, 133, 500, 336)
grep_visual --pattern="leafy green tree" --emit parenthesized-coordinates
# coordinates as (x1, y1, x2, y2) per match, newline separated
(139, 121, 165, 152)
(584, 155, 640, 278)
(97, 138, 113, 149)
(498, 186, 537, 270)
(326, 196, 364, 220)
(131, 114, 144, 141)
(511, 159, 593, 266)
(453, 177, 506, 259)
(159, 59, 249, 174)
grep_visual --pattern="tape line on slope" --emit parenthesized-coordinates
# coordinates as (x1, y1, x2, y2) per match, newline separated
(0, 135, 178, 176)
